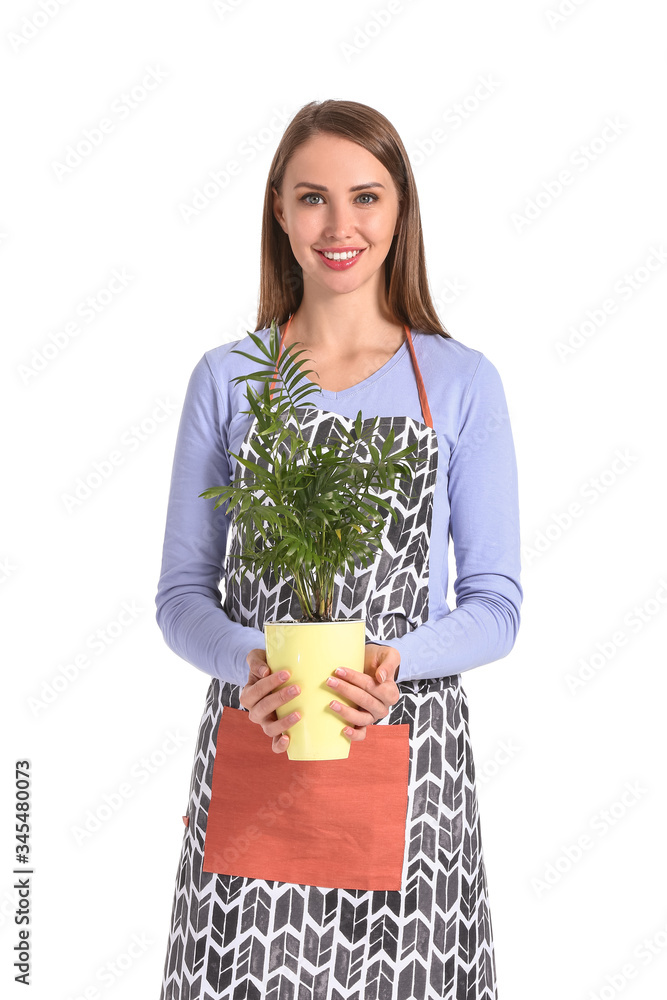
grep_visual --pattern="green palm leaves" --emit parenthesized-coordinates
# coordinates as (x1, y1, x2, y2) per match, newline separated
(199, 319, 423, 621)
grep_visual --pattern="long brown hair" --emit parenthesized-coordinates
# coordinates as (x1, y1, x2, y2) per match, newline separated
(255, 100, 450, 339)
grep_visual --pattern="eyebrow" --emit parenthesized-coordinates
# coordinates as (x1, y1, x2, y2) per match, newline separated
(293, 182, 385, 192)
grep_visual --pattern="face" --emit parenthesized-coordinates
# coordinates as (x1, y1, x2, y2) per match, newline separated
(272, 133, 401, 297)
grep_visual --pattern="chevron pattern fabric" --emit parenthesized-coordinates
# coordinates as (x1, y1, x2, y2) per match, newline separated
(223, 408, 439, 641)
(158, 675, 497, 999)
(158, 406, 498, 998)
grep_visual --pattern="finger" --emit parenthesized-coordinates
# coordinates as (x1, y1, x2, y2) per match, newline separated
(326, 676, 383, 716)
(374, 664, 399, 684)
(272, 733, 290, 753)
(248, 661, 275, 685)
(344, 725, 367, 742)
(247, 655, 269, 680)
(244, 669, 293, 711)
(255, 679, 302, 721)
(331, 668, 375, 692)
(329, 699, 382, 726)
(387, 684, 401, 705)
(262, 708, 301, 740)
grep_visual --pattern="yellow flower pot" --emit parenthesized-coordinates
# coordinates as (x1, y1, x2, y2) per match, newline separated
(263, 619, 366, 760)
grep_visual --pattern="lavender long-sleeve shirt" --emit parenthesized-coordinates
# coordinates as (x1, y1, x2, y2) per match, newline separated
(155, 328, 523, 686)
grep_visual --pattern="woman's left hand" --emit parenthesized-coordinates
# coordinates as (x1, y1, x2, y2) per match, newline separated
(326, 643, 401, 742)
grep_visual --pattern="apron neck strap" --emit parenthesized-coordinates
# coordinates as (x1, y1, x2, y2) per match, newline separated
(271, 313, 433, 429)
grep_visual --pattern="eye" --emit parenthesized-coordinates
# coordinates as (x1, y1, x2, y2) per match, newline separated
(298, 192, 379, 205)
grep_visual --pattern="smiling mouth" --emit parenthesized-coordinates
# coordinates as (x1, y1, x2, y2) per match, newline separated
(315, 247, 367, 270)
(316, 248, 366, 260)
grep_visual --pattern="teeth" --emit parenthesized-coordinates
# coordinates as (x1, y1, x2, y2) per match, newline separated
(322, 249, 361, 260)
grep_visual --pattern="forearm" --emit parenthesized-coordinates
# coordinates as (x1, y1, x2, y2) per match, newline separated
(371, 589, 521, 682)
(155, 349, 267, 686)
(156, 591, 265, 687)
(372, 353, 523, 683)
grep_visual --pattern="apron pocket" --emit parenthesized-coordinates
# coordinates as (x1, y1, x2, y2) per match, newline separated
(202, 707, 410, 890)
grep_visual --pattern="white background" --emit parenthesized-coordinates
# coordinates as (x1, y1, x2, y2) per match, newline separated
(2, 1, 666, 998)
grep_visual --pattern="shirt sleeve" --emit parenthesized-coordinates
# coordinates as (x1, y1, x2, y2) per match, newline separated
(373, 353, 523, 681)
(155, 351, 266, 686)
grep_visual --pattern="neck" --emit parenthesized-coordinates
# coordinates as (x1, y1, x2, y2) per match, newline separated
(287, 288, 402, 355)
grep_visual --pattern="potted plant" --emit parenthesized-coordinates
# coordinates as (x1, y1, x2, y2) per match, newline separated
(199, 319, 423, 760)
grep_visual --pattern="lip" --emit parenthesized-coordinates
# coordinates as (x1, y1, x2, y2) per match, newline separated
(315, 247, 367, 271)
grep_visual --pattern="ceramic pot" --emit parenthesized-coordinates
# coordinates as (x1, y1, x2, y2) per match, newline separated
(263, 619, 365, 760)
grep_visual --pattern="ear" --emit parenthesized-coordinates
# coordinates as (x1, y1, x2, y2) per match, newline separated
(272, 186, 287, 233)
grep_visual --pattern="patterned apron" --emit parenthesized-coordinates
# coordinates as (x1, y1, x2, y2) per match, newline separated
(159, 318, 498, 1000)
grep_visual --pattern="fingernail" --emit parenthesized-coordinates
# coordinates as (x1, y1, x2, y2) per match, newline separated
(330, 701, 341, 711)
(343, 727, 354, 737)
(335, 668, 346, 677)
(377, 669, 386, 683)
(327, 677, 338, 687)
(279, 671, 290, 681)
(260, 667, 269, 677)
(279, 735, 288, 743)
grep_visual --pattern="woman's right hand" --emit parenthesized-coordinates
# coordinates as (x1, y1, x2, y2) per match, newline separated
(240, 649, 301, 753)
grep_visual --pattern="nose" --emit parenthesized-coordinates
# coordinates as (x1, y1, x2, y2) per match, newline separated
(321, 199, 357, 241)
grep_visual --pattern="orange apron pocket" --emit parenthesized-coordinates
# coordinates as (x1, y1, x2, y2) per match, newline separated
(202, 707, 410, 890)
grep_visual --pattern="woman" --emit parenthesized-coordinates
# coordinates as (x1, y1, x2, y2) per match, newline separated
(156, 99, 522, 1000)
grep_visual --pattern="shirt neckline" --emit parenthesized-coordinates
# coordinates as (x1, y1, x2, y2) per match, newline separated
(302, 331, 414, 400)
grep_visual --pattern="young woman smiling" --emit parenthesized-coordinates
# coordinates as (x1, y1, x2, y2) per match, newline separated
(156, 99, 522, 1000)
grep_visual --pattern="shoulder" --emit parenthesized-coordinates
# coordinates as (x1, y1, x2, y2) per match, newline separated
(202, 336, 245, 378)
(198, 328, 273, 413)
(413, 333, 511, 451)
(203, 328, 271, 376)
(415, 331, 482, 379)
(415, 331, 505, 398)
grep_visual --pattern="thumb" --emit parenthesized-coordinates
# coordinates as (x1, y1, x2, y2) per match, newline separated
(364, 643, 388, 683)
(247, 649, 270, 679)
(374, 645, 400, 684)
